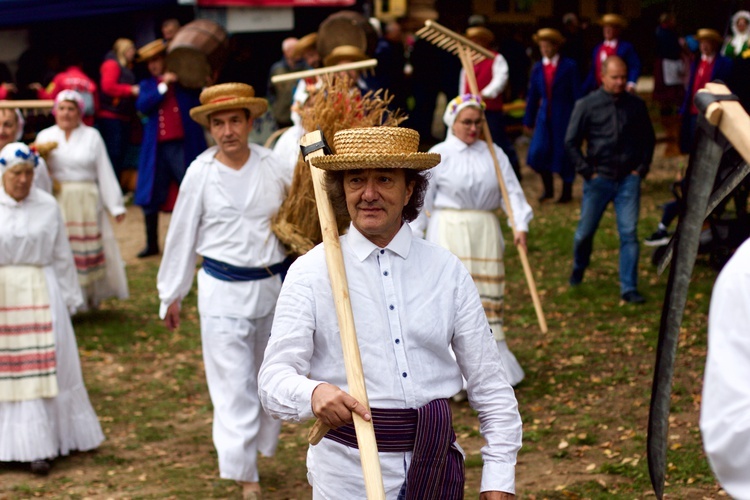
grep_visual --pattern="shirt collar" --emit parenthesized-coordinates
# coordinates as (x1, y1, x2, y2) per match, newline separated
(603, 39, 618, 48)
(347, 222, 413, 262)
(701, 53, 715, 62)
(542, 54, 559, 66)
(445, 133, 475, 151)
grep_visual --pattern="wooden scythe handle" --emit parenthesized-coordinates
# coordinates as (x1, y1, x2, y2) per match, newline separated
(701, 82, 750, 165)
(300, 131, 386, 500)
(458, 46, 548, 334)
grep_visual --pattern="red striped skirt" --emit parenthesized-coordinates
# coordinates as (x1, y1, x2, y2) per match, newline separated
(57, 181, 105, 285)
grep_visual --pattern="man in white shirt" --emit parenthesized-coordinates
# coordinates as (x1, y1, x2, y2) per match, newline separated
(259, 126, 521, 499)
(700, 238, 750, 498)
(156, 83, 291, 500)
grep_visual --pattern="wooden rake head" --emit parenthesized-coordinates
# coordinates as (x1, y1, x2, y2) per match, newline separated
(415, 20, 494, 64)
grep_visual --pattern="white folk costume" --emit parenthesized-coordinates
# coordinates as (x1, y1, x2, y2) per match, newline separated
(272, 123, 304, 181)
(0, 185, 104, 463)
(157, 143, 290, 482)
(35, 122, 128, 307)
(259, 223, 522, 497)
(700, 238, 750, 498)
(412, 96, 532, 386)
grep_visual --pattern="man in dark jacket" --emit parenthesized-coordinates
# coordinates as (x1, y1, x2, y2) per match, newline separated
(565, 56, 655, 304)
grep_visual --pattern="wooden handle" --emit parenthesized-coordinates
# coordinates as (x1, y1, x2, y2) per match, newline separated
(458, 46, 548, 334)
(702, 83, 750, 166)
(271, 59, 378, 84)
(300, 131, 386, 500)
(0, 100, 54, 110)
(308, 419, 330, 445)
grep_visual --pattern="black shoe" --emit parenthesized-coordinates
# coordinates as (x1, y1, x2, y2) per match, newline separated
(569, 269, 584, 286)
(556, 182, 573, 203)
(137, 246, 159, 258)
(622, 291, 646, 304)
(644, 229, 670, 247)
(538, 172, 554, 202)
(30, 459, 50, 476)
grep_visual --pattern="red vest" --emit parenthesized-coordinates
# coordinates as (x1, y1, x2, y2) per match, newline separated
(158, 84, 184, 142)
(543, 61, 557, 100)
(465, 53, 504, 111)
(690, 58, 716, 115)
(594, 42, 618, 86)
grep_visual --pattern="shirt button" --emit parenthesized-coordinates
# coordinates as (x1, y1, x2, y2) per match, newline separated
(402, 372, 407, 378)
(395, 339, 400, 344)
(389, 305, 394, 310)
(380, 250, 384, 255)
(383, 271, 388, 276)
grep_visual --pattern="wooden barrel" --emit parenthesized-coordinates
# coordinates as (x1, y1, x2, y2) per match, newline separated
(317, 11, 377, 61)
(166, 19, 229, 89)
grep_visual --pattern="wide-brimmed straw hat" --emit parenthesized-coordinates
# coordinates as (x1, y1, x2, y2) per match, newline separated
(136, 39, 167, 62)
(533, 28, 566, 45)
(323, 45, 368, 67)
(294, 33, 318, 58)
(599, 13, 627, 28)
(695, 29, 723, 45)
(190, 83, 268, 127)
(465, 26, 495, 46)
(309, 127, 440, 171)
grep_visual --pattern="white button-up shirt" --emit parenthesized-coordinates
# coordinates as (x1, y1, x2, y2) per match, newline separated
(701, 238, 750, 498)
(412, 134, 533, 237)
(259, 223, 522, 497)
(157, 144, 291, 319)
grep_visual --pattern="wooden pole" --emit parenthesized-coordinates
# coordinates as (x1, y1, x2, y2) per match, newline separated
(300, 131, 386, 500)
(271, 59, 378, 84)
(458, 46, 548, 334)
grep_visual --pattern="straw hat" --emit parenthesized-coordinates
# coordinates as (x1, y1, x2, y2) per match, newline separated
(533, 28, 566, 45)
(190, 83, 268, 127)
(599, 14, 627, 28)
(696, 29, 723, 45)
(323, 45, 368, 67)
(136, 39, 167, 62)
(309, 127, 440, 171)
(465, 26, 495, 46)
(294, 32, 318, 58)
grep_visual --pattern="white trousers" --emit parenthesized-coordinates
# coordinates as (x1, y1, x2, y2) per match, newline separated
(200, 312, 282, 482)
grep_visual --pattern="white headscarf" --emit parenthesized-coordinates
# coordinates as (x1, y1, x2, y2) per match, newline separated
(442, 93, 485, 138)
(729, 10, 750, 54)
(13, 109, 24, 141)
(0, 142, 38, 173)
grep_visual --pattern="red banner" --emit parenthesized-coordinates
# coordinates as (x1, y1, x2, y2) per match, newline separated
(197, 0, 355, 6)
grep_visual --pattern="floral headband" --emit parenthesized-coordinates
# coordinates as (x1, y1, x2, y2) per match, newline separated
(0, 142, 39, 172)
(443, 93, 485, 129)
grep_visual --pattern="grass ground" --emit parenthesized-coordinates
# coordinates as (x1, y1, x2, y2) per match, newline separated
(0, 141, 731, 499)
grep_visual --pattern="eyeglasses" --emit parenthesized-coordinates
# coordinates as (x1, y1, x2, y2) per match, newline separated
(457, 119, 484, 128)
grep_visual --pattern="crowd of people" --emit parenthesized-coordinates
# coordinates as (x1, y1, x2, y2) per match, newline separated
(1, 7, 749, 499)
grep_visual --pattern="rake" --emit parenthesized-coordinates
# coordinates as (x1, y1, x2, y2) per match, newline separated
(416, 20, 548, 334)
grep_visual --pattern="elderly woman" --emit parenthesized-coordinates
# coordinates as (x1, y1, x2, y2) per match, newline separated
(414, 94, 533, 386)
(97, 38, 139, 184)
(0, 108, 52, 193)
(36, 90, 128, 310)
(0, 142, 105, 475)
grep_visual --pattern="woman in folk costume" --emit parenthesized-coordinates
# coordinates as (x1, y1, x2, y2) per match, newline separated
(0, 108, 52, 193)
(523, 28, 581, 203)
(723, 11, 750, 112)
(413, 94, 533, 386)
(36, 90, 128, 310)
(0, 143, 105, 475)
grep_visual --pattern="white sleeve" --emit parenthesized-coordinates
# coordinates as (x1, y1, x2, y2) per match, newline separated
(258, 262, 324, 422)
(92, 129, 126, 217)
(493, 144, 532, 232)
(480, 54, 509, 99)
(51, 205, 84, 312)
(33, 158, 53, 194)
(156, 164, 203, 318)
(700, 241, 750, 499)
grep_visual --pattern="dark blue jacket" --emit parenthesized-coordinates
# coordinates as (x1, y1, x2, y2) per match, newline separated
(583, 40, 641, 93)
(523, 57, 581, 181)
(134, 77, 206, 207)
(679, 55, 733, 115)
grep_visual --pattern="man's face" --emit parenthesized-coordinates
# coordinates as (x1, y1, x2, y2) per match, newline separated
(539, 40, 557, 59)
(343, 168, 414, 247)
(209, 109, 253, 158)
(303, 49, 320, 68)
(0, 110, 18, 149)
(601, 60, 627, 95)
(147, 55, 166, 77)
(2, 164, 34, 202)
(700, 40, 717, 57)
(603, 25, 620, 40)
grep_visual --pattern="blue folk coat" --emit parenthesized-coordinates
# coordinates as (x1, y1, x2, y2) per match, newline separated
(582, 40, 641, 93)
(523, 57, 581, 181)
(134, 77, 206, 207)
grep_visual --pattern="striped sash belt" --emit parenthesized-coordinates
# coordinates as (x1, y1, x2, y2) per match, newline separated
(324, 398, 465, 499)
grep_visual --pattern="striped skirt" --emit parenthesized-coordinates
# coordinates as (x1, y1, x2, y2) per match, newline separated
(57, 181, 105, 286)
(0, 266, 58, 402)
